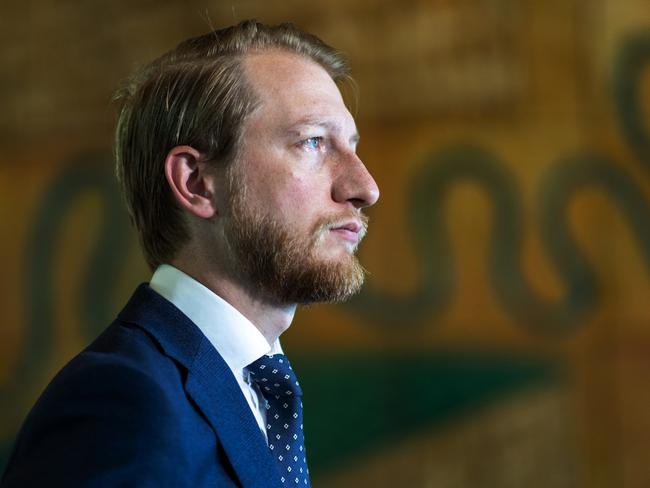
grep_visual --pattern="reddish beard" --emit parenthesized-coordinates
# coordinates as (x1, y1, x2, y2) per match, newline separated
(225, 175, 368, 305)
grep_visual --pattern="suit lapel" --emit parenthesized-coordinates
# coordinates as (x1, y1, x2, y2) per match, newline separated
(118, 284, 282, 488)
(185, 339, 282, 488)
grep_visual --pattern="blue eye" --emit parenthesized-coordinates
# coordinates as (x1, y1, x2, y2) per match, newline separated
(301, 137, 323, 151)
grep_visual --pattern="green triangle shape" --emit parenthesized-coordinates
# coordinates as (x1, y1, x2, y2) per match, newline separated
(291, 351, 558, 475)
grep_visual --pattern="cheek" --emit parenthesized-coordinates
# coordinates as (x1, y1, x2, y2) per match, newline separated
(258, 172, 324, 225)
(272, 175, 317, 219)
(283, 173, 311, 200)
(239, 146, 330, 221)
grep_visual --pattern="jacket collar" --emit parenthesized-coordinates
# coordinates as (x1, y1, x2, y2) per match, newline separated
(118, 284, 282, 488)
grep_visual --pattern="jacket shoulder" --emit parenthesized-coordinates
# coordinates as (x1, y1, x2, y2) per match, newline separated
(2, 321, 210, 487)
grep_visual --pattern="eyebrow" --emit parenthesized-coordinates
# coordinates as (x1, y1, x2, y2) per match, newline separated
(287, 117, 360, 146)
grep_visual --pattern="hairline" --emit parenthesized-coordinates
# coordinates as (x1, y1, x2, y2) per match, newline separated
(221, 47, 347, 166)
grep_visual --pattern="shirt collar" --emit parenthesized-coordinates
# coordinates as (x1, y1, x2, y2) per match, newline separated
(149, 264, 282, 374)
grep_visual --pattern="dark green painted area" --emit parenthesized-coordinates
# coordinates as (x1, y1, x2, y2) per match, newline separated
(13, 151, 129, 392)
(0, 442, 10, 477)
(614, 30, 650, 169)
(292, 351, 557, 475)
(537, 152, 650, 325)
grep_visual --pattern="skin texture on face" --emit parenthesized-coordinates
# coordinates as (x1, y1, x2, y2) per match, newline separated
(223, 50, 380, 305)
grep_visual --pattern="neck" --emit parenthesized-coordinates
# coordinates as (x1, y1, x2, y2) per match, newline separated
(170, 255, 296, 345)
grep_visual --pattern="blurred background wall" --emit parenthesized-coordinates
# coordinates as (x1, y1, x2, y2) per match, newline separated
(2, 0, 650, 486)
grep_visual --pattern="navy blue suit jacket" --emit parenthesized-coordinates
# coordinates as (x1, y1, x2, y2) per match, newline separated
(2, 284, 283, 487)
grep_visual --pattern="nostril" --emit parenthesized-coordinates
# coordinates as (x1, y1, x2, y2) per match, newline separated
(348, 197, 368, 209)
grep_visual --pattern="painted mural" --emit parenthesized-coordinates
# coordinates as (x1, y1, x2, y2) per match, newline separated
(2, 1, 650, 486)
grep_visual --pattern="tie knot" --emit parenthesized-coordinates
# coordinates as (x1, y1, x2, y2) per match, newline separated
(247, 354, 303, 398)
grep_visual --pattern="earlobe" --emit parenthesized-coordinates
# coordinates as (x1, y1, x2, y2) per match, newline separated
(164, 145, 217, 219)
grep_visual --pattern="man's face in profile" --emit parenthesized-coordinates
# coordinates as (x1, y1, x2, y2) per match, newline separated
(222, 50, 380, 305)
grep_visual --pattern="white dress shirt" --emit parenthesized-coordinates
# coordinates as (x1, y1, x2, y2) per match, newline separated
(149, 264, 282, 439)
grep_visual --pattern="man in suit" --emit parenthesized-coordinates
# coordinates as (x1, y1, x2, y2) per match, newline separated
(1, 19, 379, 488)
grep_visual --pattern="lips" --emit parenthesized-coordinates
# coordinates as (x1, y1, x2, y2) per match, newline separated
(332, 221, 362, 233)
(329, 219, 366, 244)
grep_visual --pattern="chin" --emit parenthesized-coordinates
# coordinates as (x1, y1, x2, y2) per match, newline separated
(317, 241, 358, 259)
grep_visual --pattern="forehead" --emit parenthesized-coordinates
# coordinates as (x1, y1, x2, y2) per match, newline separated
(242, 50, 356, 135)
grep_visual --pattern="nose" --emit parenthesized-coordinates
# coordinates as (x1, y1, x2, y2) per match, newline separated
(331, 152, 380, 209)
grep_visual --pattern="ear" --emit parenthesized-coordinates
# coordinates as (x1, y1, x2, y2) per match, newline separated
(164, 145, 217, 219)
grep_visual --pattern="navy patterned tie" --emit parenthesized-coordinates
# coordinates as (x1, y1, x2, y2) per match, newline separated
(247, 354, 310, 487)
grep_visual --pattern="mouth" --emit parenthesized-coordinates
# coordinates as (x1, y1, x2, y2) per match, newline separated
(328, 220, 365, 244)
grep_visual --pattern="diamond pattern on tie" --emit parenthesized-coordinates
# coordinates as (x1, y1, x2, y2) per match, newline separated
(248, 354, 310, 487)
